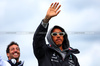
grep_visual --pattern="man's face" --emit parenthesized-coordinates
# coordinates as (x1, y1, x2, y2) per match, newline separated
(7, 45, 20, 60)
(51, 28, 64, 46)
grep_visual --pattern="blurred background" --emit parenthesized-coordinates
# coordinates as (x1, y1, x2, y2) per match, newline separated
(0, 0, 100, 66)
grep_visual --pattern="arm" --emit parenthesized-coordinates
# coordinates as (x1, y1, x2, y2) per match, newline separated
(33, 2, 61, 59)
(75, 57, 80, 66)
(72, 55, 80, 66)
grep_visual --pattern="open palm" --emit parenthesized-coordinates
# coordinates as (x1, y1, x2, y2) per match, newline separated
(46, 2, 61, 19)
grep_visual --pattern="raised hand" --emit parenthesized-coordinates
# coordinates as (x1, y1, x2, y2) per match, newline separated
(43, 2, 61, 23)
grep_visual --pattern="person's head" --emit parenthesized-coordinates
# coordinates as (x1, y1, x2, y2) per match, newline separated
(47, 25, 70, 50)
(6, 41, 20, 62)
(51, 28, 65, 47)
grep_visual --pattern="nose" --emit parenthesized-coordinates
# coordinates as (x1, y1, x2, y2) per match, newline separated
(57, 34, 60, 38)
(14, 48, 18, 52)
(14, 49, 17, 52)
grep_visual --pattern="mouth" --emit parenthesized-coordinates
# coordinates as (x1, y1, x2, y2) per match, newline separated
(13, 53, 19, 56)
(56, 39, 62, 41)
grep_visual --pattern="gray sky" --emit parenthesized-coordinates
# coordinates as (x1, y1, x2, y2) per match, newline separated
(0, 0, 100, 66)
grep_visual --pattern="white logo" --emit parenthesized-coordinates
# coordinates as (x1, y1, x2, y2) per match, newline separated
(51, 53, 59, 62)
(68, 59, 75, 66)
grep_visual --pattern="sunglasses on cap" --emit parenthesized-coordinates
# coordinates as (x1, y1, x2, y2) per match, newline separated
(51, 32, 65, 36)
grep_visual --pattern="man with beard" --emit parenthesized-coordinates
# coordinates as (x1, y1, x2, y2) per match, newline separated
(33, 2, 80, 66)
(6, 41, 24, 66)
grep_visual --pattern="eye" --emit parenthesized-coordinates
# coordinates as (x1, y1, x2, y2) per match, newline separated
(10, 48, 15, 51)
(53, 33, 57, 36)
(59, 33, 63, 35)
(59, 32, 65, 36)
(16, 47, 20, 51)
(51, 32, 57, 36)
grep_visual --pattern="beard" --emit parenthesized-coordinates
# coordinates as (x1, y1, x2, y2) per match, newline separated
(11, 54, 20, 61)
(14, 57, 19, 60)
(56, 44, 62, 47)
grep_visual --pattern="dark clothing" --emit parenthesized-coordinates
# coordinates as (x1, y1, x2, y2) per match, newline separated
(8, 59, 24, 66)
(33, 22, 80, 66)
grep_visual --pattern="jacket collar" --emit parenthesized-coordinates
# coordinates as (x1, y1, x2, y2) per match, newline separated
(8, 59, 24, 66)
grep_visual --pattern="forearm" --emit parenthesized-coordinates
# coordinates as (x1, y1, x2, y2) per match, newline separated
(42, 15, 51, 23)
(33, 21, 48, 46)
(33, 21, 49, 58)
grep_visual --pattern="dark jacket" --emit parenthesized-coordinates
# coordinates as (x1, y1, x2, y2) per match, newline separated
(8, 59, 24, 66)
(33, 22, 80, 66)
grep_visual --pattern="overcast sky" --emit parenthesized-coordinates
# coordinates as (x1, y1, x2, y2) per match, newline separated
(0, 0, 100, 66)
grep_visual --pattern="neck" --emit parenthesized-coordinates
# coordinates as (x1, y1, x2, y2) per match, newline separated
(16, 59, 19, 62)
(9, 58, 19, 62)
(56, 44, 63, 51)
(59, 46, 63, 51)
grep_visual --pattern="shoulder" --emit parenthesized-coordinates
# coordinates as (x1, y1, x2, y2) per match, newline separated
(71, 54, 78, 59)
(70, 54, 79, 64)
(0, 60, 11, 66)
(4, 60, 11, 66)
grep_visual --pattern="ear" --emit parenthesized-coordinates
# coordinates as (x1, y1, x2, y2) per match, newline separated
(7, 53, 9, 58)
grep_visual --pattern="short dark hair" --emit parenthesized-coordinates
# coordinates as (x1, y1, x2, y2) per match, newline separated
(51, 26, 64, 33)
(6, 41, 19, 53)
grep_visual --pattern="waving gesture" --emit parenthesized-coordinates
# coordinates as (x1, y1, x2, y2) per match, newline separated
(43, 2, 61, 23)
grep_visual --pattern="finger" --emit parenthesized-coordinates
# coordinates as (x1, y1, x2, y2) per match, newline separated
(55, 5, 61, 12)
(54, 2, 59, 9)
(52, 2, 57, 8)
(56, 10, 61, 15)
(50, 3, 53, 8)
